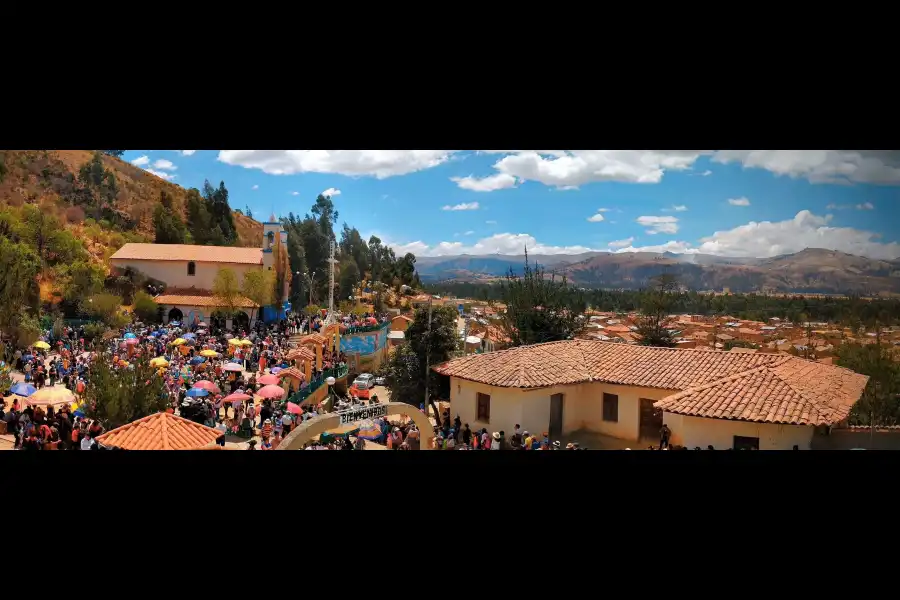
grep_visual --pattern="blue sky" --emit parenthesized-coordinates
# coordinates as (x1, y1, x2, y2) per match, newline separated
(122, 150, 900, 260)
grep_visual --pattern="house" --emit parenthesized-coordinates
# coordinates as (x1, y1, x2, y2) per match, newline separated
(737, 328, 764, 343)
(433, 340, 867, 450)
(109, 215, 288, 327)
(391, 315, 414, 332)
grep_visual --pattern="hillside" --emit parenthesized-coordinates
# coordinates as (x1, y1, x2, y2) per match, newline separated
(416, 248, 900, 295)
(0, 150, 263, 268)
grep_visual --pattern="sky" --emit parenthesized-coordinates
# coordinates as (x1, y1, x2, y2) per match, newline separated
(121, 150, 900, 260)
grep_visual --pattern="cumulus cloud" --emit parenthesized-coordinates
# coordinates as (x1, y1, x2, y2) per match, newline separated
(386, 233, 599, 257)
(608, 237, 634, 248)
(663, 205, 688, 212)
(131, 155, 150, 167)
(451, 173, 517, 192)
(252, 185, 259, 190)
(153, 159, 177, 171)
(485, 220, 497, 225)
(144, 169, 175, 181)
(321, 187, 341, 197)
(179, 150, 197, 156)
(218, 150, 454, 178)
(637, 215, 679, 234)
(291, 191, 299, 196)
(712, 150, 900, 185)
(587, 212, 606, 222)
(614, 240, 697, 254)
(728, 197, 751, 206)
(442, 202, 479, 211)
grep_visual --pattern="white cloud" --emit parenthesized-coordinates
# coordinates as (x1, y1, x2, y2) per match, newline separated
(701, 170, 712, 176)
(145, 168, 175, 181)
(596, 208, 611, 212)
(252, 185, 259, 190)
(179, 150, 197, 156)
(321, 187, 341, 197)
(153, 159, 177, 171)
(485, 220, 497, 225)
(291, 191, 299, 196)
(451, 173, 517, 192)
(464, 230, 475, 236)
(827, 202, 875, 211)
(218, 150, 454, 178)
(637, 215, 679, 235)
(608, 237, 634, 248)
(442, 202, 479, 211)
(131, 155, 150, 167)
(712, 150, 900, 185)
(663, 205, 688, 212)
(614, 240, 698, 254)
(728, 197, 751, 206)
(857, 202, 874, 210)
(587, 212, 606, 223)
(386, 232, 599, 257)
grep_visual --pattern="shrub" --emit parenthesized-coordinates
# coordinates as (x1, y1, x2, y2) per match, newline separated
(65, 205, 85, 224)
(133, 290, 159, 324)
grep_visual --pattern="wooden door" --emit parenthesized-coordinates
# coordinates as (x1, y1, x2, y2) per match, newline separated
(639, 398, 663, 440)
(549, 394, 564, 439)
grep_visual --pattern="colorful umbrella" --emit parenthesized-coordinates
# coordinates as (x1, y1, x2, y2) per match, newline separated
(228, 339, 243, 346)
(33, 341, 51, 350)
(189, 356, 207, 365)
(28, 386, 75, 406)
(286, 402, 303, 415)
(199, 349, 219, 358)
(240, 339, 253, 346)
(186, 388, 209, 397)
(192, 380, 220, 393)
(125, 338, 139, 345)
(10, 383, 37, 397)
(124, 333, 137, 339)
(171, 338, 187, 346)
(257, 374, 279, 386)
(357, 419, 384, 441)
(224, 392, 251, 403)
(150, 357, 169, 367)
(256, 385, 286, 399)
(223, 363, 243, 372)
(182, 333, 196, 340)
(270, 367, 283, 374)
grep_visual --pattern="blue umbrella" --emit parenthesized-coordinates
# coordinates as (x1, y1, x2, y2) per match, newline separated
(150, 331, 161, 337)
(186, 388, 209, 397)
(189, 356, 207, 365)
(73, 410, 86, 418)
(124, 333, 137, 339)
(182, 333, 196, 339)
(23, 354, 34, 361)
(10, 383, 37, 397)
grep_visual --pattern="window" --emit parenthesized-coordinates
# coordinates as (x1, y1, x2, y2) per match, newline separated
(187, 261, 196, 276)
(733, 436, 759, 450)
(602, 393, 619, 422)
(476, 393, 491, 422)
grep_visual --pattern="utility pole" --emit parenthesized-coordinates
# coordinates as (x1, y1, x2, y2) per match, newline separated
(424, 297, 433, 417)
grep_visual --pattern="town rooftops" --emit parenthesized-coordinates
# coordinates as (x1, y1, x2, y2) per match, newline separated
(95, 412, 222, 450)
(110, 243, 263, 265)
(433, 339, 868, 426)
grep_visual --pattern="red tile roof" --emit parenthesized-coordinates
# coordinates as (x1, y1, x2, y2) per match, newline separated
(110, 243, 263, 265)
(155, 293, 258, 309)
(95, 412, 223, 450)
(300, 333, 327, 345)
(278, 367, 306, 380)
(655, 358, 868, 426)
(286, 347, 316, 362)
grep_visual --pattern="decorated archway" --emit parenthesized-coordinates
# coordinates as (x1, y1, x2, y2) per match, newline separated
(277, 402, 435, 450)
(167, 307, 183, 323)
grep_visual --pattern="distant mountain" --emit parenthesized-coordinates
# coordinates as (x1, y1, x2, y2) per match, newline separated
(415, 248, 900, 295)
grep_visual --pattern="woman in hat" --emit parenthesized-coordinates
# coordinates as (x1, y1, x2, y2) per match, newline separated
(490, 431, 501, 450)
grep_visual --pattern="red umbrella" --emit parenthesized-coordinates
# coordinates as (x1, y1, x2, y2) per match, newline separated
(192, 380, 220, 393)
(224, 392, 251, 403)
(257, 374, 279, 386)
(366, 317, 377, 324)
(286, 402, 303, 415)
(256, 385, 286, 399)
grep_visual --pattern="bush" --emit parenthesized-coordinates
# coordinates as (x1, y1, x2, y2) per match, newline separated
(133, 290, 159, 323)
(65, 205, 85, 224)
(82, 322, 108, 343)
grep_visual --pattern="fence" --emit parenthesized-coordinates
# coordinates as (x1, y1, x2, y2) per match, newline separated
(285, 363, 349, 405)
(341, 321, 390, 335)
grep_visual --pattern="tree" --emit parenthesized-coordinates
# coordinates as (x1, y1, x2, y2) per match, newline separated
(339, 259, 361, 302)
(242, 269, 276, 325)
(185, 188, 212, 244)
(153, 191, 186, 244)
(83, 293, 127, 328)
(386, 304, 458, 418)
(245, 205, 253, 220)
(57, 260, 104, 304)
(102, 150, 125, 157)
(498, 250, 586, 346)
(837, 340, 900, 426)
(0, 237, 40, 339)
(213, 268, 241, 318)
(635, 273, 678, 348)
(132, 290, 159, 323)
(304, 304, 321, 317)
(80, 352, 168, 430)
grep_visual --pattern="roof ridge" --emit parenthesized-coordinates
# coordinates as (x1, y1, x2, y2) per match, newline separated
(663, 364, 773, 401)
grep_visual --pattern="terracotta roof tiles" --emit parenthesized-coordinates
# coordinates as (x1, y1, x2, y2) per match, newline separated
(300, 333, 327, 345)
(155, 293, 258, 308)
(95, 412, 223, 450)
(278, 367, 306, 380)
(110, 243, 263, 265)
(286, 347, 316, 362)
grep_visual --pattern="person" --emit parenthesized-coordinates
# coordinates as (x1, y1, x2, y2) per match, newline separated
(707, 445, 715, 450)
(247, 440, 257, 450)
(490, 431, 501, 450)
(81, 432, 95, 450)
(281, 412, 293, 436)
(659, 424, 671, 450)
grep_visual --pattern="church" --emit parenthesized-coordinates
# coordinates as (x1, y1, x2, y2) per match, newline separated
(109, 215, 289, 329)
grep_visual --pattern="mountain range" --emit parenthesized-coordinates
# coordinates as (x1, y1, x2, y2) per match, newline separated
(415, 249, 900, 295)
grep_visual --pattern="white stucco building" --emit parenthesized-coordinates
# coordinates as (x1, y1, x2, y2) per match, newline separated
(109, 216, 287, 328)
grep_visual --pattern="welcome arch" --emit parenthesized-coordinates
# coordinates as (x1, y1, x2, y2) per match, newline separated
(277, 402, 435, 450)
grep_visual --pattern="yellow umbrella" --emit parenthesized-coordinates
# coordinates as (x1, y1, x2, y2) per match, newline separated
(33, 341, 51, 350)
(228, 338, 242, 346)
(171, 338, 187, 346)
(240, 339, 253, 347)
(28, 386, 76, 406)
(150, 357, 169, 367)
(200, 349, 219, 358)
